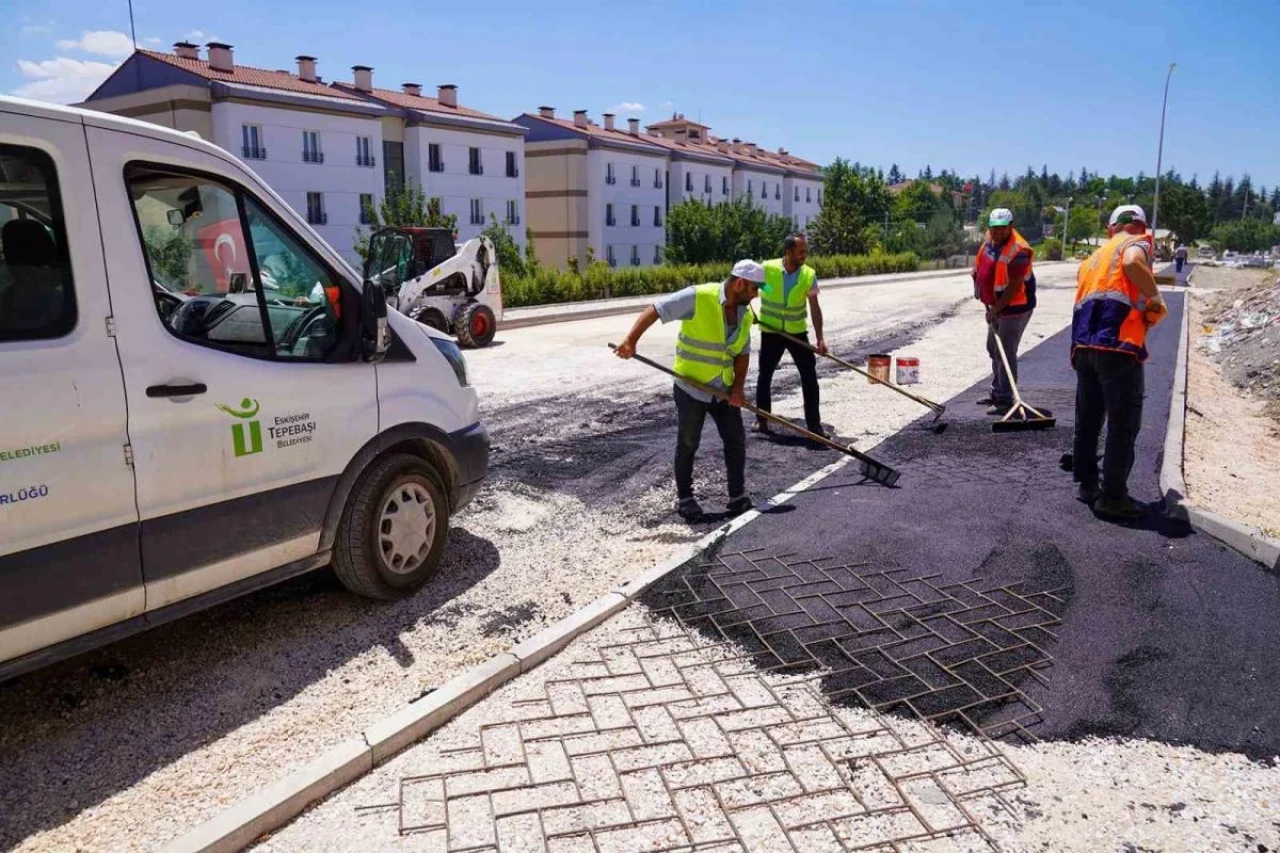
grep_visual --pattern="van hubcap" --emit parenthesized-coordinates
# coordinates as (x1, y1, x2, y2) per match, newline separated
(378, 481, 436, 574)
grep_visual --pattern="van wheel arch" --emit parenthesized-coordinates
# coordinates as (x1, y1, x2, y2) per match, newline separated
(319, 424, 461, 554)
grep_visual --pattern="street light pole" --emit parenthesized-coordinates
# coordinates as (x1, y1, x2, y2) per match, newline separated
(1063, 196, 1072, 255)
(1151, 62, 1176, 232)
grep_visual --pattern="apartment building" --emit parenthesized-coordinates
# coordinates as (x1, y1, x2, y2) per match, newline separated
(515, 109, 826, 269)
(79, 42, 526, 264)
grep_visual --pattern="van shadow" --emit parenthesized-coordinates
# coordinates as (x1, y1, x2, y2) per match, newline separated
(0, 527, 500, 849)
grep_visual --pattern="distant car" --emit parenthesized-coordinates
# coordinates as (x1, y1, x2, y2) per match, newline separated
(1197, 246, 1216, 258)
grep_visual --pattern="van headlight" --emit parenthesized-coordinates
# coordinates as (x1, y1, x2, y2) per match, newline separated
(430, 337, 470, 387)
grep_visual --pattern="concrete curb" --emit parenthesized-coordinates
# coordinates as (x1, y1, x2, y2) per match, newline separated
(161, 443, 856, 853)
(1159, 273, 1280, 575)
(501, 265, 1080, 331)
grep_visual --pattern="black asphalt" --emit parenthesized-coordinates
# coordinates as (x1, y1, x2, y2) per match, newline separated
(645, 288, 1280, 763)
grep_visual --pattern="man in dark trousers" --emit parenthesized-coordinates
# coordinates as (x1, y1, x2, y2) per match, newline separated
(1071, 205, 1168, 519)
(615, 260, 765, 521)
(754, 234, 826, 439)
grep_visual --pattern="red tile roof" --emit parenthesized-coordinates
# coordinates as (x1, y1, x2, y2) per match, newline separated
(331, 83, 510, 123)
(138, 49, 364, 100)
(521, 114, 670, 152)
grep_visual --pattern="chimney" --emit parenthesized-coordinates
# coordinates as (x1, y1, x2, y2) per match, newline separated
(206, 42, 234, 73)
(402, 82, 422, 96)
(437, 84, 457, 108)
(778, 147, 787, 155)
(538, 105, 555, 119)
(295, 55, 317, 83)
(716, 141, 730, 153)
(173, 41, 199, 60)
(573, 109, 588, 129)
(352, 65, 373, 92)
(602, 113, 615, 131)
(628, 118, 639, 135)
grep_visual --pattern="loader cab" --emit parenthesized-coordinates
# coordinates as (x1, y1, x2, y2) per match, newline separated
(365, 226, 473, 300)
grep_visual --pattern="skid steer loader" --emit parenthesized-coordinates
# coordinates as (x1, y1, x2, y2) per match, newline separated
(363, 226, 503, 347)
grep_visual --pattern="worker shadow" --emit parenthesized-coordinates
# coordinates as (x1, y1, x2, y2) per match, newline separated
(1089, 504, 1194, 539)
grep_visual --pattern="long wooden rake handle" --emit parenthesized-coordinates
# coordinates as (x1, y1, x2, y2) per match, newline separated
(608, 344, 901, 487)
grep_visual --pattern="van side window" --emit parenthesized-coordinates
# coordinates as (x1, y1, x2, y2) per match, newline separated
(0, 144, 77, 341)
(126, 164, 340, 362)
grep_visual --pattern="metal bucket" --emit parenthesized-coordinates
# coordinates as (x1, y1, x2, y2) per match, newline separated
(867, 354, 891, 385)
(896, 356, 920, 385)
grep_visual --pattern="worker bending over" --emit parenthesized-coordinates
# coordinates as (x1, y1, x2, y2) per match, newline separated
(1071, 205, 1168, 519)
(972, 208, 1037, 416)
(755, 234, 827, 438)
(615, 260, 765, 521)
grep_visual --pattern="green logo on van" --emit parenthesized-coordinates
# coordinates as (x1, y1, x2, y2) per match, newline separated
(217, 398, 263, 457)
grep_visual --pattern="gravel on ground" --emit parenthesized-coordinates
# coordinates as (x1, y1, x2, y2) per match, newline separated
(0, 267, 1084, 853)
(1184, 267, 1280, 538)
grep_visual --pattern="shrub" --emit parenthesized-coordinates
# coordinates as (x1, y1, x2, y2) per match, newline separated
(501, 253, 919, 308)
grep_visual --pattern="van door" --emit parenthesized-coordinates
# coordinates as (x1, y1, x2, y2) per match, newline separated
(0, 106, 142, 667)
(84, 124, 377, 611)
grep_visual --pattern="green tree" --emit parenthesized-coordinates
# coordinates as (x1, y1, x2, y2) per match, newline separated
(143, 225, 193, 288)
(664, 196, 793, 264)
(893, 179, 947, 224)
(353, 180, 458, 261)
(1210, 219, 1280, 252)
(809, 158, 892, 256)
(480, 213, 525, 278)
(1157, 182, 1212, 245)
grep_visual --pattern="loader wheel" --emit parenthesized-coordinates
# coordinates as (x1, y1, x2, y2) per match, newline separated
(332, 453, 449, 600)
(456, 303, 496, 348)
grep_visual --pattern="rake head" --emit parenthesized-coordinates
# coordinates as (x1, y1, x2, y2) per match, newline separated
(992, 403, 1057, 433)
(857, 456, 902, 487)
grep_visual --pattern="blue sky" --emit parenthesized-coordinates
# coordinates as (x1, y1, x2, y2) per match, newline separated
(7, 0, 1279, 190)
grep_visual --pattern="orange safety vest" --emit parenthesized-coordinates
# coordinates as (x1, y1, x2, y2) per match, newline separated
(325, 285, 342, 319)
(972, 228, 1033, 309)
(1070, 231, 1155, 362)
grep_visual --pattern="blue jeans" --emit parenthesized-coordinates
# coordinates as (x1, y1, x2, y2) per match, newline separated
(986, 311, 1033, 404)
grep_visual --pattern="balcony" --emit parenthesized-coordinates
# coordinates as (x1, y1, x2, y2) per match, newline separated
(630, 178, 641, 187)
(506, 214, 522, 225)
(654, 179, 663, 189)
(356, 154, 377, 168)
(507, 168, 520, 178)
(307, 212, 328, 225)
(606, 217, 617, 227)
(303, 150, 325, 164)
(241, 146, 267, 160)
(429, 161, 445, 173)
(605, 175, 617, 185)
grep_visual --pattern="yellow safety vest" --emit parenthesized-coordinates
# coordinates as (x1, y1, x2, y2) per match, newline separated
(760, 259, 815, 334)
(673, 282, 754, 387)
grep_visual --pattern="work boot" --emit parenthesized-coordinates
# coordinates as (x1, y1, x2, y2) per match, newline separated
(976, 395, 998, 406)
(986, 403, 1015, 417)
(1094, 494, 1146, 520)
(1077, 482, 1101, 504)
(676, 497, 704, 521)
(726, 495, 753, 515)
(751, 419, 772, 435)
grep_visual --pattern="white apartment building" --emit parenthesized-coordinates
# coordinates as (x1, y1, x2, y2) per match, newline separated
(80, 42, 526, 264)
(516, 109, 827, 269)
(331, 75, 527, 250)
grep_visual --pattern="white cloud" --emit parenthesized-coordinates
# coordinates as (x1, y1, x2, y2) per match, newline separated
(607, 101, 645, 114)
(183, 29, 218, 44)
(56, 30, 135, 59)
(21, 24, 53, 36)
(12, 56, 119, 104)
(145, 37, 162, 45)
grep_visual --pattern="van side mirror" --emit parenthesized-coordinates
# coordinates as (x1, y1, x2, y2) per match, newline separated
(166, 209, 185, 227)
(361, 278, 389, 362)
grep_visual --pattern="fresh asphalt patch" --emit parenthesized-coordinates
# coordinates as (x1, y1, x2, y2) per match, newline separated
(642, 291, 1280, 764)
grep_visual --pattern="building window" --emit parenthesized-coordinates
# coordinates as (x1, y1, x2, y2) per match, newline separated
(775, 184, 780, 200)
(795, 186, 800, 202)
(805, 215, 811, 227)
(506, 199, 520, 225)
(429, 143, 444, 173)
(704, 175, 712, 193)
(806, 187, 812, 203)
(302, 131, 323, 163)
(506, 151, 519, 178)
(631, 165, 640, 187)
(630, 204, 640, 227)
(306, 192, 327, 224)
(685, 172, 693, 192)
(653, 206, 662, 227)
(359, 193, 374, 224)
(747, 179, 753, 196)
(241, 125, 265, 160)
(469, 147, 483, 175)
(722, 176, 729, 195)
(818, 190, 823, 205)
(606, 203, 616, 227)
(470, 198, 484, 225)
(761, 181, 767, 199)
(356, 136, 375, 167)
(606, 163, 616, 185)
(607, 245, 616, 267)
(654, 244, 662, 264)
(630, 245, 640, 266)
(383, 141, 405, 195)
(654, 169, 663, 189)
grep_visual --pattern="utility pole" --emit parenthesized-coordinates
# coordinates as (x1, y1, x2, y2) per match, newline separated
(1063, 196, 1073, 255)
(1151, 62, 1176, 231)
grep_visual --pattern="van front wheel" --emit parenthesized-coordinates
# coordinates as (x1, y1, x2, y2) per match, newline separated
(333, 453, 450, 600)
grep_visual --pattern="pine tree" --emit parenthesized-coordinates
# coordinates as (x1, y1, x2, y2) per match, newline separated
(888, 163, 903, 184)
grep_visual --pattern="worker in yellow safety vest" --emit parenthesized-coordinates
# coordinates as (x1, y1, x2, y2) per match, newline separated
(615, 259, 765, 521)
(1070, 204, 1168, 519)
(754, 234, 827, 438)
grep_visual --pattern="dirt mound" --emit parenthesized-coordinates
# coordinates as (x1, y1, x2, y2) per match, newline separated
(1198, 274, 1280, 421)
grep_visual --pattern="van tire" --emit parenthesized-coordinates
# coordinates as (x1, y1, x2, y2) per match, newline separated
(332, 453, 450, 600)
(456, 303, 496, 348)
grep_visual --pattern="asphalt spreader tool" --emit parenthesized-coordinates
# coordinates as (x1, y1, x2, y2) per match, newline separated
(609, 344, 901, 487)
(989, 323, 1056, 433)
(749, 312, 948, 433)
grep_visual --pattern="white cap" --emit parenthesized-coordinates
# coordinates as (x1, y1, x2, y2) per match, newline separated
(1109, 204, 1147, 226)
(731, 259, 765, 284)
(988, 208, 1014, 226)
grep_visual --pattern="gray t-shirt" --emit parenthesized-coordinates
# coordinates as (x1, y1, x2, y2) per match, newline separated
(653, 282, 752, 403)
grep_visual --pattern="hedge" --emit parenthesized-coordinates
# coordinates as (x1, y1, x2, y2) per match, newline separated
(502, 252, 920, 308)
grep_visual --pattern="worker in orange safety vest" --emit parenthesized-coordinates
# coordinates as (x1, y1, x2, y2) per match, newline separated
(1070, 204, 1168, 519)
(971, 208, 1037, 416)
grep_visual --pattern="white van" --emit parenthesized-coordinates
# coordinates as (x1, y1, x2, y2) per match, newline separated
(0, 97, 488, 681)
